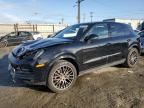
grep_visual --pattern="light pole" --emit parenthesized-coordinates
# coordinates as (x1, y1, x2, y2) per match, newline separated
(61, 18, 64, 24)
(75, 0, 85, 23)
(83, 13, 86, 22)
(90, 12, 93, 22)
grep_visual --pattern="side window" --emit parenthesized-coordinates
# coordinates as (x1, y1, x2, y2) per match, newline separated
(110, 23, 130, 37)
(139, 32, 144, 37)
(87, 23, 109, 38)
(19, 32, 29, 37)
(8, 32, 16, 37)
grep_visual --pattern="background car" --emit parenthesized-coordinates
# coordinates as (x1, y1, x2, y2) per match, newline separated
(0, 31, 43, 48)
(138, 30, 144, 53)
(134, 30, 141, 34)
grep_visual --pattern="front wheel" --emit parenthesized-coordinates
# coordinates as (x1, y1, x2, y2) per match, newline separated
(47, 60, 77, 93)
(124, 48, 139, 68)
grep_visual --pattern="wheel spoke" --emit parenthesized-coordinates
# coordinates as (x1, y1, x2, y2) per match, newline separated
(55, 80, 61, 88)
(63, 66, 69, 74)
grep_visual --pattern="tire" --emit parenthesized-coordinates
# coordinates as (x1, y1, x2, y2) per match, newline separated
(124, 48, 139, 68)
(37, 37, 42, 40)
(0, 41, 7, 48)
(47, 60, 77, 93)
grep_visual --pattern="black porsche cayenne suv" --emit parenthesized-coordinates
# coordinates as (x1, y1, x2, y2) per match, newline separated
(8, 22, 140, 93)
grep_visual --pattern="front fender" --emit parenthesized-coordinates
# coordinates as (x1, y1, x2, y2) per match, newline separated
(129, 43, 140, 52)
(48, 53, 78, 68)
(42, 53, 79, 82)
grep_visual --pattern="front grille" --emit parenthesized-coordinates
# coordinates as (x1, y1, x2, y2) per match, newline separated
(11, 63, 33, 74)
(11, 63, 18, 69)
(17, 67, 32, 73)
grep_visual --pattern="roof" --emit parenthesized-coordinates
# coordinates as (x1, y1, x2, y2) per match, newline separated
(74, 21, 129, 26)
(103, 18, 144, 21)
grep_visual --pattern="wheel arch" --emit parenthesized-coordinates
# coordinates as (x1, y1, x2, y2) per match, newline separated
(129, 44, 140, 54)
(60, 57, 79, 75)
(48, 54, 80, 75)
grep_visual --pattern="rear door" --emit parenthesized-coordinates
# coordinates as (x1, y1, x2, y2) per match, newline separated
(139, 31, 144, 52)
(107, 23, 131, 63)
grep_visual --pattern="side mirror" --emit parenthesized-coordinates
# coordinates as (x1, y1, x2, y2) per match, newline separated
(141, 34, 144, 37)
(84, 34, 98, 41)
(47, 35, 52, 38)
(139, 32, 144, 37)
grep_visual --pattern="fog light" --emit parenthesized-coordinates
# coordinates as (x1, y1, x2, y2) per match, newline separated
(36, 64, 45, 68)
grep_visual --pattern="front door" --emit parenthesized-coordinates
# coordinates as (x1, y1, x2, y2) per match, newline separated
(82, 23, 110, 69)
(139, 31, 144, 52)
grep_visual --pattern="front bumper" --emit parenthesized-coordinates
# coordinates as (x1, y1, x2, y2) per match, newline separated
(8, 52, 48, 85)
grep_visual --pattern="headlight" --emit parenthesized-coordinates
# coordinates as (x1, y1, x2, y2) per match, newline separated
(20, 49, 44, 59)
(33, 49, 44, 60)
(20, 50, 37, 59)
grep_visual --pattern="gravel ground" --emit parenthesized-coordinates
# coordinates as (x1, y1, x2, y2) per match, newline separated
(0, 47, 144, 108)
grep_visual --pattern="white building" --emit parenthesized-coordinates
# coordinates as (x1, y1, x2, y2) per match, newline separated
(103, 18, 144, 30)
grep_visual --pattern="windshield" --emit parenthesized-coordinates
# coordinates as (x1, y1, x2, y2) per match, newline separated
(31, 32, 40, 35)
(53, 24, 89, 39)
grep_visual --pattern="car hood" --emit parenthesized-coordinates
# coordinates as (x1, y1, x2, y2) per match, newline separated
(12, 38, 73, 57)
(23, 38, 72, 48)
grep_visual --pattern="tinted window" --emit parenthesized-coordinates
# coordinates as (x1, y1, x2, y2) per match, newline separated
(31, 32, 40, 35)
(87, 23, 108, 38)
(139, 31, 144, 37)
(7, 32, 16, 37)
(19, 32, 30, 37)
(54, 24, 89, 39)
(110, 23, 131, 37)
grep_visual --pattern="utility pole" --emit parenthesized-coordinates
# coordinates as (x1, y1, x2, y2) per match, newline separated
(74, 0, 85, 23)
(61, 18, 64, 24)
(83, 13, 86, 22)
(90, 12, 93, 22)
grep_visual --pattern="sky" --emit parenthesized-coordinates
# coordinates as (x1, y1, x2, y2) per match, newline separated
(0, 0, 143, 24)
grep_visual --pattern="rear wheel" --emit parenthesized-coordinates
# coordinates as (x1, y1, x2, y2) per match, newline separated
(37, 37, 42, 40)
(124, 48, 139, 68)
(47, 60, 77, 93)
(0, 41, 7, 48)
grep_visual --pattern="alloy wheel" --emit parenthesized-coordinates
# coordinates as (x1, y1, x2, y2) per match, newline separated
(52, 65, 75, 90)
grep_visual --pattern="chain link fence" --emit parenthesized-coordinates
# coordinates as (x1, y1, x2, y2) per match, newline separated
(0, 24, 68, 38)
